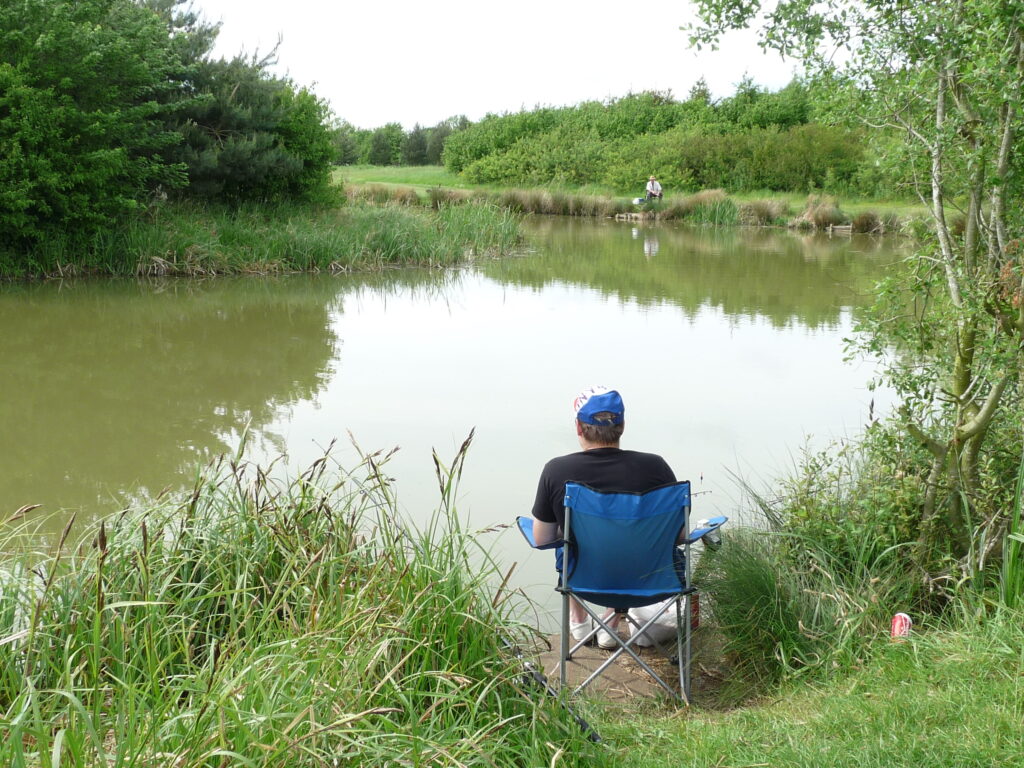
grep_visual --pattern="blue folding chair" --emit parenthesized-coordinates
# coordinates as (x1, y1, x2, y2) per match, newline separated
(518, 480, 726, 703)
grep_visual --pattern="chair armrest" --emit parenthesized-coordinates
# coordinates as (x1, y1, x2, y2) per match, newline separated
(685, 515, 728, 544)
(516, 516, 563, 550)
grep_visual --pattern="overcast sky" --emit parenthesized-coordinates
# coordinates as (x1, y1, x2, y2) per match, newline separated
(191, 0, 797, 130)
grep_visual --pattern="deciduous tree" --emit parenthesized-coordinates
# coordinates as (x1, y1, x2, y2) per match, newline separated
(690, 0, 1024, 578)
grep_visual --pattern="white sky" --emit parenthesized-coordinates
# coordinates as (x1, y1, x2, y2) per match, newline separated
(191, 0, 798, 130)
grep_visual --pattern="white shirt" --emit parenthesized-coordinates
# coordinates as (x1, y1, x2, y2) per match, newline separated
(646, 179, 662, 195)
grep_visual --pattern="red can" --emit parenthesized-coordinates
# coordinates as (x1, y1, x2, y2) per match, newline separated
(891, 612, 912, 640)
(690, 593, 700, 630)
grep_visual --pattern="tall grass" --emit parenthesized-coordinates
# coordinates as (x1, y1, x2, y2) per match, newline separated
(999, 455, 1024, 608)
(5, 200, 524, 279)
(346, 183, 422, 206)
(738, 198, 791, 226)
(698, 528, 918, 691)
(659, 190, 739, 225)
(793, 193, 848, 229)
(0, 441, 603, 767)
(694, 439, 929, 692)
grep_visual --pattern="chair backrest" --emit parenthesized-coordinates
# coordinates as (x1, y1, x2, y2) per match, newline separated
(562, 481, 690, 609)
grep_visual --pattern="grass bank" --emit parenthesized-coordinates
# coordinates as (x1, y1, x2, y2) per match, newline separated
(338, 165, 931, 233)
(1, 200, 522, 281)
(601, 611, 1024, 767)
(3, 444, 1021, 765)
(0, 440, 601, 767)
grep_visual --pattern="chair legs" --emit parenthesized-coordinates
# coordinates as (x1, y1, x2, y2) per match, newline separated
(560, 590, 570, 687)
(559, 596, 692, 704)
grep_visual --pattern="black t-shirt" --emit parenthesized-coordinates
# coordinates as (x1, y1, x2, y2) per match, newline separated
(531, 447, 677, 530)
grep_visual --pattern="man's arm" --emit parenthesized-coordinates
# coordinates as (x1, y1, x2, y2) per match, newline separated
(532, 518, 560, 547)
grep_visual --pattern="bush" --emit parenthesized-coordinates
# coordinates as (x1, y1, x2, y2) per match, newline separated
(0, 0, 191, 248)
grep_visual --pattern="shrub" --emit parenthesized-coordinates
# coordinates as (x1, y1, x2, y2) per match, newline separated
(0, 0, 191, 249)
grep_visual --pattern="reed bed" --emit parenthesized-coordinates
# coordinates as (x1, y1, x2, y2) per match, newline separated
(792, 194, 848, 230)
(0, 440, 600, 766)
(851, 211, 883, 234)
(428, 186, 475, 209)
(738, 198, 791, 226)
(8, 201, 524, 279)
(659, 190, 739, 226)
(345, 183, 422, 206)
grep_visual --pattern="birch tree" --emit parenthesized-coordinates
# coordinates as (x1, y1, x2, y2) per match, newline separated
(690, 0, 1024, 577)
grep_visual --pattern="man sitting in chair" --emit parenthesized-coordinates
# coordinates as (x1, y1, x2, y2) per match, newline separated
(530, 386, 677, 649)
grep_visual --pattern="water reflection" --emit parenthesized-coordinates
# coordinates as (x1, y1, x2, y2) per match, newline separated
(494, 217, 899, 329)
(631, 227, 661, 260)
(0, 271, 460, 528)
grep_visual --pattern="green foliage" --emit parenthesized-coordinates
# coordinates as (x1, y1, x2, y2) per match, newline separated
(330, 120, 361, 165)
(402, 124, 429, 165)
(699, 525, 920, 687)
(692, 0, 1024, 583)
(717, 77, 810, 128)
(442, 106, 562, 173)
(367, 123, 405, 165)
(273, 86, 337, 200)
(0, 0, 192, 247)
(0, 0, 339, 256)
(606, 612, 1024, 766)
(1000, 457, 1024, 608)
(0, 200, 521, 278)
(442, 84, 863, 193)
(172, 54, 335, 202)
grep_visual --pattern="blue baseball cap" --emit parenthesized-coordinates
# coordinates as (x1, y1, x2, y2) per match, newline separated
(573, 386, 625, 426)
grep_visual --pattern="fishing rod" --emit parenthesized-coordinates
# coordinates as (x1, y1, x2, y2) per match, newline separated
(500, 635, 602, 744)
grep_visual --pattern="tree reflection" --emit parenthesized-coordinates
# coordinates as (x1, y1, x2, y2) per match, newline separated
(488, 218, 902, 329)
(0, 270, 458, 529)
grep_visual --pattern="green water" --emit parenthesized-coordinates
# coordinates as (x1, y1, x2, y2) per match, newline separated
(1, 218, 899, 613)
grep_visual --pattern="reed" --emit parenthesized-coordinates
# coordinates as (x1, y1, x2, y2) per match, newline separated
(6, 201, 523, 279)
(659, 190, 738, 226)
(427, 186, 473, 209)
(851, 211, 883, 234)
(0, 440, 602, 767)
(738, 198, 791, 226)
(345, 183, 422, 206)
(433, 202, 521, 258)
(793, 193, 848, 230)
(999, 455, 1024, 608)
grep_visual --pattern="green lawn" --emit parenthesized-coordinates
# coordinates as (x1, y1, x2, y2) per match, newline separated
(596, 615, 1024, 767)
(334, 164, 466, 190)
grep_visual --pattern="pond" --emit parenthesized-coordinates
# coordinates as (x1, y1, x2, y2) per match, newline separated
(0, 216, 900, 625)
